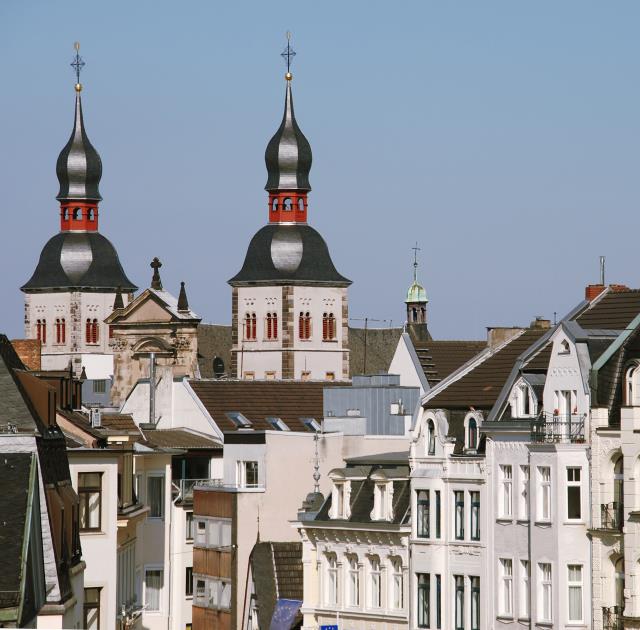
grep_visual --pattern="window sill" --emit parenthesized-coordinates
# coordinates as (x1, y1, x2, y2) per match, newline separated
(322, 339, 338, 343)
(535, 621, 553, 627)
(517, 617, 530, 623)
(496, 615, 514, 622)
(563, 520, 585, 526)
(496, 517, 514, 524)
(534, 520, 552, 526)
(80, 529, 104, 535)
(516, 518, 530, 524)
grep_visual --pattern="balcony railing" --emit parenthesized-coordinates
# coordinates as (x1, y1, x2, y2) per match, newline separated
(530, 413, 586, 444)
(601, 502, 623, 532)
(172, 478, 223, 502)
(603, 605, 623, 630)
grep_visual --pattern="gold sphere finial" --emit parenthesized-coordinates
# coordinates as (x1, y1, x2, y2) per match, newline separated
(74, 41, 81, 52)
(285, 72, 293, 81)
(75, 83, 83, 92)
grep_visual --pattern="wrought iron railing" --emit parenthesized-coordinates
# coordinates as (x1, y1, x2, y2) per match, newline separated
(530, 413, 586, 443)
(601, 502, 623, 531)
(172, 478, 223, 502)
(603, 605, 623, 630)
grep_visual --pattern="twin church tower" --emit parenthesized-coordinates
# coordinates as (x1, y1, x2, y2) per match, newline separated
(21, 40, 365, 381)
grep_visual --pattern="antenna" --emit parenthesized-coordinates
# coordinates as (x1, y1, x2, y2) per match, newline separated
(411, 242, 421, 283)
(600, 256, 606, 286)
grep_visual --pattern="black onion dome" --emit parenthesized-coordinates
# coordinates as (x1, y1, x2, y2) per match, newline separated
(56, 92, 103, 202)
(229, 224, 350, 287)
(21, 232, 137, 292)
(265, 81, 312, 192)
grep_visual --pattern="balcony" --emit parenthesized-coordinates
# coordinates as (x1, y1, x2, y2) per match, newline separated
(603, 605, 622, 630)
(601, 502, 623, 532)
(530, 413, 586, 444)
(173, 478, 223, 503)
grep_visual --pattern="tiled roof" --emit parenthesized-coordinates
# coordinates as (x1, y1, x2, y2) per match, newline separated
(100, 413, 139, 433)
(413, 340, 487, 385)
(141, 428, 221, 450)
(188, 380, 332, 432)
(425, 328, 548, 410)
(577, 290, 640, 330)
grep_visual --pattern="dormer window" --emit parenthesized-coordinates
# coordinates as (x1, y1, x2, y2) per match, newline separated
(332, 481, 347, 519)
(467, 417, 478, 451)
(626, 363, 640, 406)
(373, 482, 390, 520)
(559, 339, 570, 355)
(426, 419, 436, 456)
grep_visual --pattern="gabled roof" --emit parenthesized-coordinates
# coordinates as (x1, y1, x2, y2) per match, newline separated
(106, 287, 200, 324)
(188, 380, 331, 432)
(413, 340, 487, 386)
(425, 328, 548, 410)
(577, 289, 640, 329)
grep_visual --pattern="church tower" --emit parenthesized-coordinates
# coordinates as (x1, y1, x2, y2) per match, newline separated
(229, 37, 351, 381)
(21, 45, 136, 377)
(405, 244, 430, 341)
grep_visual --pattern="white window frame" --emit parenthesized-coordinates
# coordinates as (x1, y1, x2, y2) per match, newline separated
(144, 565, 164, 614)
(500, 465, 513, 518)
(499, 558, 513, 617)
(519, 465, 529, 520)
(374, 483, 389, 520)
(347, 555, 360, 608)
(566, 467, 582, 522)
(369, 556, 381, 608)
(538, 467, 551, 522)
(519, 560, 529, 620)
(237, 460, 259, 488)
(391, 558, 403, 610)
(325, 554, 338, 606)
(567, 564, 583, 623)
(538, 563, 552, 622)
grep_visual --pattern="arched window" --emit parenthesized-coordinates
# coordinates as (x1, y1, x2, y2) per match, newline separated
(213, 357, 225, 378)
(73, 207, 82, 220)
(560, 339, 570, 354)
(412, 307, 418, 322)
(272, 198, 278, 212)
(283, 197, 292, 211)
(322, 313, 336, 341)
(421, 307, 426, 321)
(299, 312, 311, 340)
(467, 417, 478, 450)
(427, 419, 436, 455)
(614, 456, 623, 510)
(266, 312, 278, 340)
(63, 208, 69, 221)
(86, 319, 99, 344)
(36, 319, 46, 344)
(626, 364, 640, 406)
(88, 208, 95, 221)
(55, 318, 66, 344)
(298, 198, 305, 211)
(615, 558, 624, 610)
(244, 313, 257, 341)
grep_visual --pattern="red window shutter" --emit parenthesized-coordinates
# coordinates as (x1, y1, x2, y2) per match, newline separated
(267, 313, 272, 340)
(273, 313, 278, 339)
(305, 313, 311, 340)
(61, 320, 66, 344)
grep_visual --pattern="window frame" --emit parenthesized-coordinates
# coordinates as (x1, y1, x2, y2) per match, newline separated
(147, 474, 165, 519)
(538, 563, 552, 622)
(144, 566, 164, 613)
(347, 555, 360, 608)
(185, 566, 193, 598)
(499, 558, 514, 617)
(369, 556, 381, 609)
(78, 472, 103, 532)
(519, 560, 530, 620)
(567, 564, 583, 623)
(519, 465, 530, 520)
(454, 575, 465, 630)
(470, 576, 480, 630)
(417, 490, 430, 538)
(417, 573, 430, 628)
(435, 490, 441, 539)
(325, 553, 338, 606)
(538, 467, 552, 522)
(427, 419, 436, 455)
(84, 587, 101, 630)
(391, 558, 404, 610)
(470, 490, 480, 541)
(566, 467, 582, 521)
(454, 490, 465, 540)
(185, 511, 194, 542)
(499, 464, 513, 518)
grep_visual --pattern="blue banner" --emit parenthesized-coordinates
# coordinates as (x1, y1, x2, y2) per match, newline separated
(270, 598, 303, 630)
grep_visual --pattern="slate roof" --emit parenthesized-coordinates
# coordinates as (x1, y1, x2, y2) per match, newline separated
(425, 328, 548, 410)
(188, 380, 331, 432)
(21, 231, 137, 293)
(141, 428, 221, 450)
(0, 454, 33, 611)
(250, 542, 303, 630)
(197, 324, 232, 379)
(413, 340, 487, 385)
(228, 224, 350, 287)
(577, 290, 640, 329)
(349, 327, 403, 376)
(314, 463, 411, 525)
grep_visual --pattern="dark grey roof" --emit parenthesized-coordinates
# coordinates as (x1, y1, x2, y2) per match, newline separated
(56, 93, 102, 202)
(197, 324, 232, 378)
(265, 80, 311, 192)
(349, 327, 403, 376)
(344, 451, 409, 466)
(229, 224, 350, 287)
(22, 231, 137, 292)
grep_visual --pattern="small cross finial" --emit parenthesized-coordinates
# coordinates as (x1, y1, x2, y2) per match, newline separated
(150, 257, 163, 290)
(411, 243, 421, 282)
(281, 31, 296, 78)
(71, 42, 85, 91)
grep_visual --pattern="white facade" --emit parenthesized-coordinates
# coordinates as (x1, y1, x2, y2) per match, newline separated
(233, 285, 348, 380)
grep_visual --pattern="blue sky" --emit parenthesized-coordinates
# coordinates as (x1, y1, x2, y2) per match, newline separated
(1, 1, 639, 339)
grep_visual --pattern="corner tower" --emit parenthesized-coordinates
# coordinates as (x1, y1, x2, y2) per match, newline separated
(21, 44, 137, 377)
(229, 36, 351, 381)
(405, 244, 430, 342)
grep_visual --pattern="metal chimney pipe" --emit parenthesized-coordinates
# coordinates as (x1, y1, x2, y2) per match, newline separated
(600, 256, 606, 286)
(149, 352, 156, 425)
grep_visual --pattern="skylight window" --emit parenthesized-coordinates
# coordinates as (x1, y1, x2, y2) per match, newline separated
(301, 417, 321, 432)
(266, 417, 290, 431)
(225, 412, 252, 429)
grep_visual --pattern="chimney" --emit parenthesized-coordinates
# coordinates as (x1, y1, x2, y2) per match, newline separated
(90, 407, 102, 428)
(530, 316, 551, 330)
(486, 327, 524, 349)
(585, 284, 606, 301)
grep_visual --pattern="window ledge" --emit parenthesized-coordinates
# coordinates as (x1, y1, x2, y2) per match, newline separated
(496, 615, 514, 621)
(517, 617, 530, 623)
(322, 339, 338, 343)
(563, 520, 585, 526)
(496, 517, 514, 524)
(534, 520, 552, 527)
(516, 518, 530, 524)
(535, 621, 553, 627)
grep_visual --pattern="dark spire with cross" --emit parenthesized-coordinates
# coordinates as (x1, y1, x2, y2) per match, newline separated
(281, 31, 296, 76)
(150, 257, 163, 290)
(71, 41, 85, 90)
